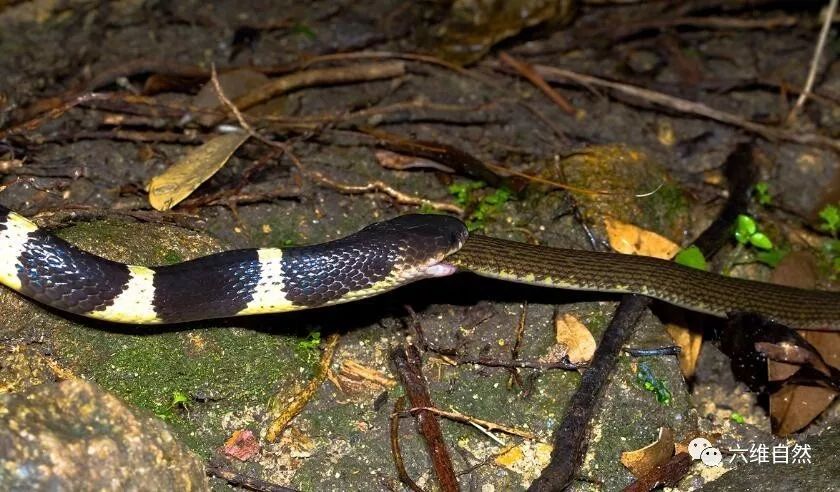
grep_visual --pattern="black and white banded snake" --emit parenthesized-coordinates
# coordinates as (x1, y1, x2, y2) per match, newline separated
(0, 205, 838, 329)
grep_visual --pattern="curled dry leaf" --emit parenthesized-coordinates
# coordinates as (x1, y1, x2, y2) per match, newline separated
(554, 313, 596, 364)
(148, 131, 249, 211)
(768, 251, 840, 435)
(771, 384, 838, 436)
(620, 426, 675, 478)
(605, 218, 702, 378)
(665, 321, 703, 379)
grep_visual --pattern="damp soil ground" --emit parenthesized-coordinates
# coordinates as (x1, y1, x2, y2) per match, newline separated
(0, 1, 839, 491)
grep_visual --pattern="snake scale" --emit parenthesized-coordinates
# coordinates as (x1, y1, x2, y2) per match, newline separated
(1, 204, 838, 329)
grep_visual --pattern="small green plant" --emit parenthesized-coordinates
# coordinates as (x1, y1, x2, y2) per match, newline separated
(292, 22, 317, 40)
(822, 239, 840, 278)
(467, 188, 511, 231)
(730, 411, 745, 424)
(753, 182, 772, 206)
(448, 180, 485, 206)
(730, 214, 787, 268)
(635, 363, 672, 405)
(819, 204, 840, 238)
(734, 214, 773, 250)
(816, 204, 840, 277)
(674, 245, 708, 271)
(447, 180, 512, 231)
(295, 331, 321, 361)
(170, 390, 190, 411)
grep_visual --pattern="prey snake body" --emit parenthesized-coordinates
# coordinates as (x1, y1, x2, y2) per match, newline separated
(0, 205, 838, 329)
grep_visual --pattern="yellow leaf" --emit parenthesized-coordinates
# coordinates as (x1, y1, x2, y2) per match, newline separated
(665, 322, 703, 378)
(620, 427, 675, 478)
(148, 132, 249, 211)
(555, 313, 596, 364)
(604, 217, 680, 259)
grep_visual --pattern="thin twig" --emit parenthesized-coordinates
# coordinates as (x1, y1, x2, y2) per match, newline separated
(407, 406, 538, 439)
(390, 396, 425, 492)
(786, 0, 838, 124)
(392, 345, 459, 492)
(308, 170, 463, 214)
(264, 334, 340, 442)
(512, 63, 840, 152)
(528, 296, 650, 492)
(458, 357, 580, 370)
(0, 93, 110, 139)
(500, 52, 576, 115)
(206, 460, 299, 492)
(210, 64, 292, 154)
(296, 50, 569, 142)
(204, 61, 406, 126)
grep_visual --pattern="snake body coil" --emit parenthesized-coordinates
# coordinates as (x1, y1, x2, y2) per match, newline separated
(0, 205, 838, 329)
(0, 206, 464, 323)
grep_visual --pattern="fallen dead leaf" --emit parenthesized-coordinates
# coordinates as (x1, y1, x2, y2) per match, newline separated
(148, 131, 249, 210)
(665, 320, 703, 379)
(768, 251, 839, 435)
(193, 68, 270, 126)
(604, 217, 680, 259)
(620, 427, 675, 478)
(771, 384, 838, 436)
(606, 218, 699, 378)
(554, 313, 596, 364)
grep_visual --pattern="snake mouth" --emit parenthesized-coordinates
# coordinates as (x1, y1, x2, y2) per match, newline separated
(422, 262, 458, 277)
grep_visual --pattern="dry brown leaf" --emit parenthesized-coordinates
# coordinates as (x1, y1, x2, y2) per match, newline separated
(194, 69, 270, 109)
(771, 384, 838, 435)
(604, 217, 680, 259)
(665, 321, 703, 379)
(767, 251, 839, 434)
(148, 131, 249, 211)
(605, 218, 694, 376)
(620, 427, 675, 478)
(554, 313, 596, 364)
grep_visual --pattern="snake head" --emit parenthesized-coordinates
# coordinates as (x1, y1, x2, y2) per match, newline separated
(358, 214, 468, 281)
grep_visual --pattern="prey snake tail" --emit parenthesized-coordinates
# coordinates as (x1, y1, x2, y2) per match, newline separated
(0, 205, 838, 329)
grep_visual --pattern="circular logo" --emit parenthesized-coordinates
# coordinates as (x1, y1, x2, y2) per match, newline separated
(688, 437, 712, 459)
(701, 447, 723, 467)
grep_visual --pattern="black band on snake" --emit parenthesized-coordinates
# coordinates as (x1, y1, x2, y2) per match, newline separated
(0, 204, 837, 329)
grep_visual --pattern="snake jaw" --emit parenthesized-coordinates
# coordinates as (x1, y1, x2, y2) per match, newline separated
(423, 262, 458, 277)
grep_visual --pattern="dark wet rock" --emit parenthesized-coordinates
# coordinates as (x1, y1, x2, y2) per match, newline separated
(421, 0, 577, 65)
(699, 425, 840, 491)
(556, 144, 692, 240)
(0, 379, 209, 491)
(0, 345, 61, 394)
